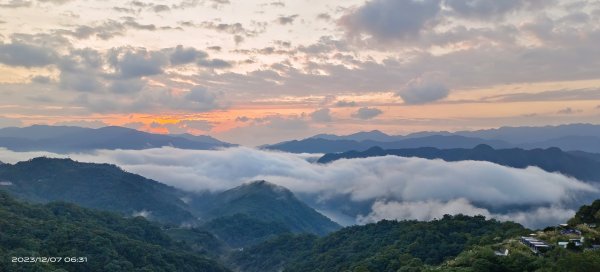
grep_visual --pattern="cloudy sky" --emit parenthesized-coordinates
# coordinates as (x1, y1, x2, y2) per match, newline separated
(1, 0, 600, 145)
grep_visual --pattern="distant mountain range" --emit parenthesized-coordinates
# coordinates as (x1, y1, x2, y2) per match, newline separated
(0, 125, 234, 152)
(264, 123, 600, 153)
(318, 145, 600, 182)
(263, 135, 511, 153)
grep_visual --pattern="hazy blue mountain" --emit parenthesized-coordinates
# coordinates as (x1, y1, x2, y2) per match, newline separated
(0, 125, 234, 152)
(304, 123, 600, 153)
(264, 135, 511, 153)
(173, 133, 231, 145)
(191, 181, 341, 236)
(0, 125, 90, 140)
(453, 123, 600, 144)
(570, 150, 600, 162)
(0, 157, 196, 224)
(311, 130, 400, 142)
(520, 135, 600, 153)
(263, 138, 368, 153)
(318, 145, 600, 182)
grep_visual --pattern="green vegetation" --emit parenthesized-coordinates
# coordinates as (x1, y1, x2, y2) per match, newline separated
(569, 199, 600, 225)
(192, 180, 341, 236)
(0, 158, 340, 245)
(437, 242, 600, 272)
(231, 215, 528, 272)
(2, 157, 600, 271)
(0, 157, 195, 225)
(0, 191, 229, 272)
(164, 228, 229, 258)
(203, 214, 291, 248)
(229, 233, 317, 272)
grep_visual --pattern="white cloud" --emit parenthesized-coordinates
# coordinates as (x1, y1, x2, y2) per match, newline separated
(398, 74, 450, 104)
(0, 147, 596, 228)
(358, 199, 577, 228)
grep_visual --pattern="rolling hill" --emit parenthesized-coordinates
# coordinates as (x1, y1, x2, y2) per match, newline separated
(192, 181, 341, 236)
(0, 157, 196, 224)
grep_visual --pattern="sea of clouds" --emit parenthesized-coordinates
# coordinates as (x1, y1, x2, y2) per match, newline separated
(0, 146, 597, 228)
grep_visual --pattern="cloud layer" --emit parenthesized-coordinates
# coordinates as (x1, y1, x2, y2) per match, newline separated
(0, 147, 596, 228)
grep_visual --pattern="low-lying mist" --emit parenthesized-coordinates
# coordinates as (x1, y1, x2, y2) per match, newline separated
(0, 147, 596, 229)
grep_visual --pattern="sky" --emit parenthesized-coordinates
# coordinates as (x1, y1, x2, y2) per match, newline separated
(1, 0, 600, 145)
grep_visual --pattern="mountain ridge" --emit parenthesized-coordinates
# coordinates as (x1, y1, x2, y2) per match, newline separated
(317, 145, 600, 182)
(0, 125, 234, 152)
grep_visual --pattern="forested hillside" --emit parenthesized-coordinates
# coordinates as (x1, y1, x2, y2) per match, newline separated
(0, 191, 229, 272)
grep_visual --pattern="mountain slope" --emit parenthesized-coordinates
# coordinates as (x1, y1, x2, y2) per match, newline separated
(230, 215, 527, 272)
(0, 157, 196, 224)
(0, 191, 229, 272)
(0, 125, 234, 152)
(191, 181, 341, 236)
(318, 145, 600, 182)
